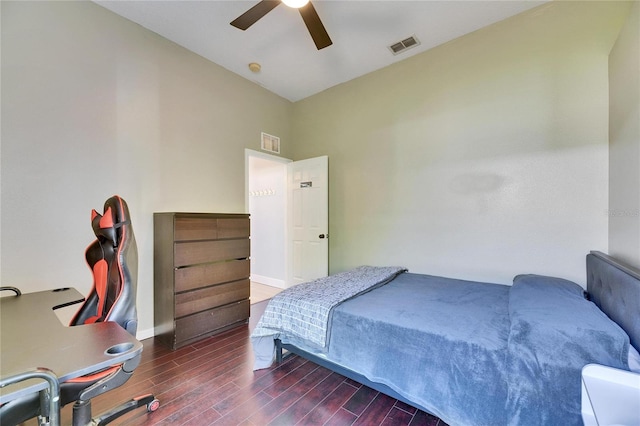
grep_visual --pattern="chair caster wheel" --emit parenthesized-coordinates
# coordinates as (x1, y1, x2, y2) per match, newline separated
(147, 398, 160, 412)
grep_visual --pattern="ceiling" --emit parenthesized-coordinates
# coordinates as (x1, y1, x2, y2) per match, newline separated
(94, 0, 546, 102)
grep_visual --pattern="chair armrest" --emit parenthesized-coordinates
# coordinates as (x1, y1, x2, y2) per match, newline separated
(0, 287, 22, 296)
(0, 367, 60, 425)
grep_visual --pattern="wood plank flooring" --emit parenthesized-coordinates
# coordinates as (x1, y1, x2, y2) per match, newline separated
(250, 282, 283, 305)
(31, 301, 447, 426)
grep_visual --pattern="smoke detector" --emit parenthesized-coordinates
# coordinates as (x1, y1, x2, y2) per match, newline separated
(248, 62, 261, 73)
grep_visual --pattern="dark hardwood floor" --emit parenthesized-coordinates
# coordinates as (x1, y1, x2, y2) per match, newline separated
(37, 301, 447, 426)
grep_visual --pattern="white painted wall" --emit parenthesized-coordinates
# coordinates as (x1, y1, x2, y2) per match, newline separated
(292, 1, 632, 286)
(609, 2, 640, 268)
(1, 1, 292, 338)
(247, 152, 288, 288)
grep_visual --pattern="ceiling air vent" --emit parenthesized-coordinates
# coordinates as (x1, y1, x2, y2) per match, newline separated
(388, 35, 420, 55)
(261, 132, 280, 154)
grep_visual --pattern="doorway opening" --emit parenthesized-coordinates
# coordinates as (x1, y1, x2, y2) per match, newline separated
(246, 149, 329, 297)
(245, 150, 290, 295)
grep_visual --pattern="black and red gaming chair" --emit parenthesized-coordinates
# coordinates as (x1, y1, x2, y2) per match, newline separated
(70, 195, 139, 334)
(0, 196, 158, 426)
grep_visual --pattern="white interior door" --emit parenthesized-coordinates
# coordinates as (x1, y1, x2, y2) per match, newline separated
(288, 156, 329, 286)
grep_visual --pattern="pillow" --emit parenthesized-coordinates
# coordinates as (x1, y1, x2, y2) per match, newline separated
(509, 274, 588, 325)
(513, 273, 584, 296)
(506, 273, 631, 425)
(509, 272, 630, 369)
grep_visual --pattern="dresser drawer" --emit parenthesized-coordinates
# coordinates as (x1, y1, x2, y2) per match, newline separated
(217, 218, 250, 239)
(174, 217, 218, 241)
(175, 259, 249, 293)
(175, 300, 250, 344)
(173, 217, 250, 241)
(174, 239, 250, 267)
(175, 280, 249, 318)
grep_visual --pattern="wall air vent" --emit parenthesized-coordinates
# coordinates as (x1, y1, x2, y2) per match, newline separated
(388, 35, 420, 55)
(261, 132, 280, 154)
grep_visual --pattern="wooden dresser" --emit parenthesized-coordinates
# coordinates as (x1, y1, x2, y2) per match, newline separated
(153, 212, 250, 350)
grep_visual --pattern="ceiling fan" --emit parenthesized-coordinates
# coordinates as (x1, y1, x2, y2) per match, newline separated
(230, 0, 333, 50)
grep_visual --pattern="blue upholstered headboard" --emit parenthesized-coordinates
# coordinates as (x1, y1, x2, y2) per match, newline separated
(587, 251, 640, 352)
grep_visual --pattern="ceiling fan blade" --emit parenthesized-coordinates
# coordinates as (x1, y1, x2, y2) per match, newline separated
(299, 2, 332, 50)
(230, 0, 281, 30)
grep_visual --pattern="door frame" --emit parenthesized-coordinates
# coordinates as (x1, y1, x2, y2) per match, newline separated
(245, 149, 292, 287)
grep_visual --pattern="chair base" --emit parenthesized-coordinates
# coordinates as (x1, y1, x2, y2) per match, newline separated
(72, 394, 159, 426)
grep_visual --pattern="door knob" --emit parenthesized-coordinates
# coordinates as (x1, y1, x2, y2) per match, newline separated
(319, 234, 328, 239)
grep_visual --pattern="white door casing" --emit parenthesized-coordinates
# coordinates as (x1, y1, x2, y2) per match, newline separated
(287, 156, 329, 286)
(245, 150, 290, 289)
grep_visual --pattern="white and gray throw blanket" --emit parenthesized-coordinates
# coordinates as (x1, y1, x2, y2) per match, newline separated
(251, 266, 406, 370)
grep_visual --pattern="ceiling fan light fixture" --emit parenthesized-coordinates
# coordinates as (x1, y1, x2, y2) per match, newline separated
(282, 0, 309, 9)
(230, 0, 331, 50)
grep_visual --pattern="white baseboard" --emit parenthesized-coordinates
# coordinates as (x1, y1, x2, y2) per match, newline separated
(136, 327, 155, 341)
(251, 274, 286, 289)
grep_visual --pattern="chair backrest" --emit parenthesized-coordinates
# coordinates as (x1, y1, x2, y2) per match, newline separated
(70, 196, 138, 335)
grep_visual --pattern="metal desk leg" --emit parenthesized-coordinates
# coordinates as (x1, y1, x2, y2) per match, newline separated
(0, 368, 61, 426)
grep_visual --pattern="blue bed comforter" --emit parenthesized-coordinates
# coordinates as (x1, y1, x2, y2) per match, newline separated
(505, 274, 630, 425)
(328, 273, 510, 425)
(254, 271, 631, 425)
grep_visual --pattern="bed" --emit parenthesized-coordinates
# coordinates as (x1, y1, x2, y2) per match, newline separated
(251, 251, 640, 425)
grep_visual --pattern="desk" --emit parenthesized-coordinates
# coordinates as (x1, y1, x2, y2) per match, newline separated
(0, 288, 143, 405)
(582, 364, 640, 426)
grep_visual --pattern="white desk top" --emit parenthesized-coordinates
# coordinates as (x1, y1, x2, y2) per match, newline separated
(582, 363, 640, 426)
